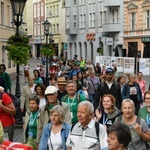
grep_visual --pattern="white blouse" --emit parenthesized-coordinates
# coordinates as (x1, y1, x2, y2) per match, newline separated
(48, 131, 63, 150)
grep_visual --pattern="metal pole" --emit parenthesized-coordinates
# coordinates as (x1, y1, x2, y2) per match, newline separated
(45, 34, 49, 86)
(15, 15, 21, 98)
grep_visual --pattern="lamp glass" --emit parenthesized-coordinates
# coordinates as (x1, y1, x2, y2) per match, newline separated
(43, 20, 51, 34)
(10, 0, 27, 15)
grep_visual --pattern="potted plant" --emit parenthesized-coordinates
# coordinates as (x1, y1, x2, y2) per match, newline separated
(41, 44, 55, 57)
(6, 35, 30, 65)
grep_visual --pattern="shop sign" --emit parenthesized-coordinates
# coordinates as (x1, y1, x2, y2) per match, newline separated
(142, 37, 150, 42)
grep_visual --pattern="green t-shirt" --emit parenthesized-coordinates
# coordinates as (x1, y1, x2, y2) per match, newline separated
(61, 94, 85, 123)
(138, 106, 150, 128)
(27, 110, 38, 139)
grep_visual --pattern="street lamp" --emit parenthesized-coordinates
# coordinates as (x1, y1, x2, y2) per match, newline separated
(42, 20, 51, 86)
(10, 0, 27, 98)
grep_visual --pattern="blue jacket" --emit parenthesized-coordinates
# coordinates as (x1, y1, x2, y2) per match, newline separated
(39, 122, 70, 150)
(122, 82, 143, 102)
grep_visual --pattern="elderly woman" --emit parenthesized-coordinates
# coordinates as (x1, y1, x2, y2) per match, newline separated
(23, 95, 41, 147)
(39, 105, 70, 150)
(87, 71, 100, 103)
(94, 94, 119, 128)
(122, 73, 143, 115)
(115, 99, 150, 150)
(107, 123, 131, 150)
(138, 90, 150, 128)
(20, 76, 36, 115)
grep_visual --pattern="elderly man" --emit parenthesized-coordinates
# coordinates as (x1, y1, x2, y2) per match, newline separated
(61, 80, 85, 123)
(57, 77, 68, 101)
(38, 86, 71, 142)
(66, 101, 108, 150)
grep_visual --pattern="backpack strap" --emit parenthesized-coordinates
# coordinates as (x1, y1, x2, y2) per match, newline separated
(70, 122, 77, 132)
(76, 94, 80, 103)
(95, 122, 99, 141)
(136, 116, 141, 124)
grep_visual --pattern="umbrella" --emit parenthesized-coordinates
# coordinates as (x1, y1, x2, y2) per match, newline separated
(114, 46, 119, 57)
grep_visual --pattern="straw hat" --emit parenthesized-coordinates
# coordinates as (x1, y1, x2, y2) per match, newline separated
(57, 77, 67, 85)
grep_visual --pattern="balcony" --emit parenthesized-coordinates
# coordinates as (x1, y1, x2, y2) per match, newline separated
(103, 0, 121, 7)
(103, 23, 121, 32)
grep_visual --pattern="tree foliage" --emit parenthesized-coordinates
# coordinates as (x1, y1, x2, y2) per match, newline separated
(41, 44, 55, 57)
(6, 35, 30, 65)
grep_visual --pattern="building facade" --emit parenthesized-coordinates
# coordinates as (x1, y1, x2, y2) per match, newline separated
(124, 0, 150, 58)
(65, 0, 124, 63)
(0, 0, 15, 74)
(45, 0, 65, 57)
(33, 0, 45, 58)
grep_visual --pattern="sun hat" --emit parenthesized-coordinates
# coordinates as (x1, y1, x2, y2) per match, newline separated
(57, 77, 67, 85)
(45, 86, 58, 95)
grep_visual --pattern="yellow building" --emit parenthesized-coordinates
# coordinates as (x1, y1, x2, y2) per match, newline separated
(45, 0, 64, 57)
(0, 0, 15, 74)
(124, 0, 150, 58)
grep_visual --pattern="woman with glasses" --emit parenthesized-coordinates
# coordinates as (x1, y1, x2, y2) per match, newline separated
(0, 64, 11, 93)
(138, 90, 150, 128)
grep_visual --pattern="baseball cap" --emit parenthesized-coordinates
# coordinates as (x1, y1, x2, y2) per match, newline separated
(105, 68, 114, 74)
(45, 86, 58, 95)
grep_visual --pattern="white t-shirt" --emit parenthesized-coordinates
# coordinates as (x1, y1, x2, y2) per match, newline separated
(39, 98, 46, 109)
(48, 131, 63, 150)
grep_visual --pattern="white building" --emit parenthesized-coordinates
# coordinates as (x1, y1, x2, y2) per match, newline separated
(65, 0, 124, 63)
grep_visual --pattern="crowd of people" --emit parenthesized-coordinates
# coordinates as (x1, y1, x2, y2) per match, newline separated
(0, 56, 150, 150)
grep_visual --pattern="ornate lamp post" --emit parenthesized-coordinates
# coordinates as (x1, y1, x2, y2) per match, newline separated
(42, 20, 51, 86)
(10, 0, 27, 98)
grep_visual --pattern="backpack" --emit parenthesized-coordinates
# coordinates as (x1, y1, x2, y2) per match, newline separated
(0, 92, 21, 122)
(70, 121, 100, 141)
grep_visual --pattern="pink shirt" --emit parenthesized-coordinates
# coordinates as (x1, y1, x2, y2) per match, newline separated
(136, 79, 146, 95)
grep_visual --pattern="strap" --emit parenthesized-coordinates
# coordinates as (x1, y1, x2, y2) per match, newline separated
(95, 122, 99, 140)
(90, 79, 96, 91)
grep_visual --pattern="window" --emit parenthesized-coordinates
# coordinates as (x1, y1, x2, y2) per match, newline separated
(104, 11, 106, 24)
(66, 17, 70, 28)
(34, 6, 36, 17)
(57, 24, 59, 33)
(73, 15, 77, 27)
(53, 5, 55, 16)
(146, 11, 150, 29)
(56, 5, 59, 15)
(112, 10, 115, 23)
(1, 2, 4, 25)
(53, 24, 55, 33)
(100, 12, 102, 27)
(74, 0, 77, 5)
(131, 13, 136, 30)
(38, 4, 40, 17)
(41, 3, 44, 16)
(7, 5, 10, 26)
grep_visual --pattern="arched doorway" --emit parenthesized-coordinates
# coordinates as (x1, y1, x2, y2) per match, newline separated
(84, 42, 87, 60)
(90, 42, 94, 63)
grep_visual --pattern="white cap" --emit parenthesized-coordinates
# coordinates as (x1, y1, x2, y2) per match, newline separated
(0, 86, 4, 92)
(45, 86, 58, 95)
